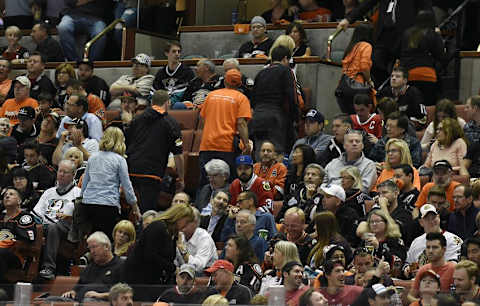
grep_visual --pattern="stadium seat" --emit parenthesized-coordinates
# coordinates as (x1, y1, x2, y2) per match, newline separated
(169, 109, 200, 130)
(181, 130, 194, 152)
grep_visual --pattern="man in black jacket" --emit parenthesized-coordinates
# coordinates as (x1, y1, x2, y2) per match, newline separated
(125, 89, 184, 212)
(31, 22, 64, 62)
(251, 45, 299, 157)
(57, 0, 113, 61)
(338, 0, 433, 84)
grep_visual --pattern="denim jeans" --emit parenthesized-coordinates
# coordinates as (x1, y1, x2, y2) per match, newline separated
(113, 2, 137, 49)
(57, 14, 107, 61)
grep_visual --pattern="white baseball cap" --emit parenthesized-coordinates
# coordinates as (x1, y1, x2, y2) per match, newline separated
(320, 184, 346, 202)
(420, 204, 438, 218)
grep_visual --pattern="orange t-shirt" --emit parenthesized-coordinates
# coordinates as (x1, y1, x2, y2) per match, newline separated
(415, 181, 460, 211)
(200, 88, 251, 152)
(253, 162, 287, 196)
(0, 97, 39, 125)
(374, 167, 421, 192)
(87, 93, 106, 121)
(342, 42, 372, 83)
(0, 79, 12, 98)
(408, 67, 437, 83)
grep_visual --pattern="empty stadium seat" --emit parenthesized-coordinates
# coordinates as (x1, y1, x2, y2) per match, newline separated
(169, 109, 200, 130)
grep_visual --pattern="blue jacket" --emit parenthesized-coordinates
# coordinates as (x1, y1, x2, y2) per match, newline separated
(81, 151, 137, 208)
(220, 210, 277, 242)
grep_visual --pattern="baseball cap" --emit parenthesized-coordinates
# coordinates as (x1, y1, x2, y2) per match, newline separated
(420, 204, 438, 218)
(305, 108, 325, 124)
(132, 53, 151, 68)
(433, 160, 452, 171)
(47, 112, 61, 128)
(323, 244, 345, 261)
(250, 16, 266, 27)
(366, 284, 395, 299)
(178, 264, 195, 279)
(417, 269, 441, 284)
(63, 117, 85, 129)
(320, 184, 346, 202)
(13, 76, 31, 88)
(18, 106, 35, 120)
(76, 58, 94, 69)
(225, 69, 242, 87)
(236, 155, 253, 167)
(204, 260, 234, 274)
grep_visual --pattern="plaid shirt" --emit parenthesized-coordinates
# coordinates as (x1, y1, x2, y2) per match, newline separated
(368, 134, 422, 168)
(464, 120, 480, 144)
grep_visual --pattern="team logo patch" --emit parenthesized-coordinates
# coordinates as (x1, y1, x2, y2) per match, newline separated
(0, 229, 14, 241)
(175, 138, 183, 147)
(262, 181, 271, 191)
(19, 214, 33, 225)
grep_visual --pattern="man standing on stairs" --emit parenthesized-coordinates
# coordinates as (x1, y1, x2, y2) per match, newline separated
(198, 69, 252, 187)
(125, 89, 184, 212)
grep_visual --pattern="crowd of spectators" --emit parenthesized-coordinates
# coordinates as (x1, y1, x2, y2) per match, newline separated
(0, 1, 480, 306)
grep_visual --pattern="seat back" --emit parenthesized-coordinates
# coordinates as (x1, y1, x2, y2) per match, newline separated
(169, 109, 200, 130)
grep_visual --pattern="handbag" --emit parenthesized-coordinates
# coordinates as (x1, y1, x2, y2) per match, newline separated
(335, 73, 371, 99)
(335, 44, 372, 100)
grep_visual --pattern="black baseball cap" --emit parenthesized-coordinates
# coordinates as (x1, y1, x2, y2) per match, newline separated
(305, 108, 325, 124)
(76, 59, 94, 69)
(18, 107, 35, 120)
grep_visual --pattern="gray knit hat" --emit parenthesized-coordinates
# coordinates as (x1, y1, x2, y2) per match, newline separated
(251, 16, 266, 27)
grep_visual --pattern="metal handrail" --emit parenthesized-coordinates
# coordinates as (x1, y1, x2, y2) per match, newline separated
(83, 18, 127, 61)
(326, 27, 344, 62)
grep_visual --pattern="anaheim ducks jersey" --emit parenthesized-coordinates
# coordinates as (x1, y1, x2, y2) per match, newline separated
(0, 211, 37, 248)
(234, 263, 262, 294)
(229, 174, 274, 212)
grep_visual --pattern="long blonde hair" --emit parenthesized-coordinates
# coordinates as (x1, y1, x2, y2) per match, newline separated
(112, 220, 136, 256)
(274, 241, 301, 269)
(367, 209, 401, 239)
(202, 294, 229, 305)
(155, 203, 195, 235)
(99, 127, 126, 156)
(384, 138, 412, 170)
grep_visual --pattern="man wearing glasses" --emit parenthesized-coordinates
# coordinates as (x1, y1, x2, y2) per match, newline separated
(238, 16, 273, 59)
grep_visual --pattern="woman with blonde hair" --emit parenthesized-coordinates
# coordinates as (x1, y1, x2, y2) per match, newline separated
(202, 294, 229, 306)
(79, 127, 140, 240)
(259, 240, 301, 295)
(340, 166, 371, 218)
(269, 34, 295, 58)
(112, 220, 136, 257)
(375, 138, 421, 191)
(308, 211, 352, 269)
(0, 26, 29, 62)
(359, 209, 406, 270)
(55, 63, 76, 108)
(124, 203, 194, 301)
(423, 117, 467, 172)
(64, 147, 85, 184)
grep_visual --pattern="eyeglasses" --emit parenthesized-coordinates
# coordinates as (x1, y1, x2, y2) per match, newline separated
(251, 25, 264, 30)
(369, 220, 385, 225)
(452, 195, 465, 200)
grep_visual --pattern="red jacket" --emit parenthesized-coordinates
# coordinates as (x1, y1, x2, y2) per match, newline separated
(229, 174, 274, 211)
